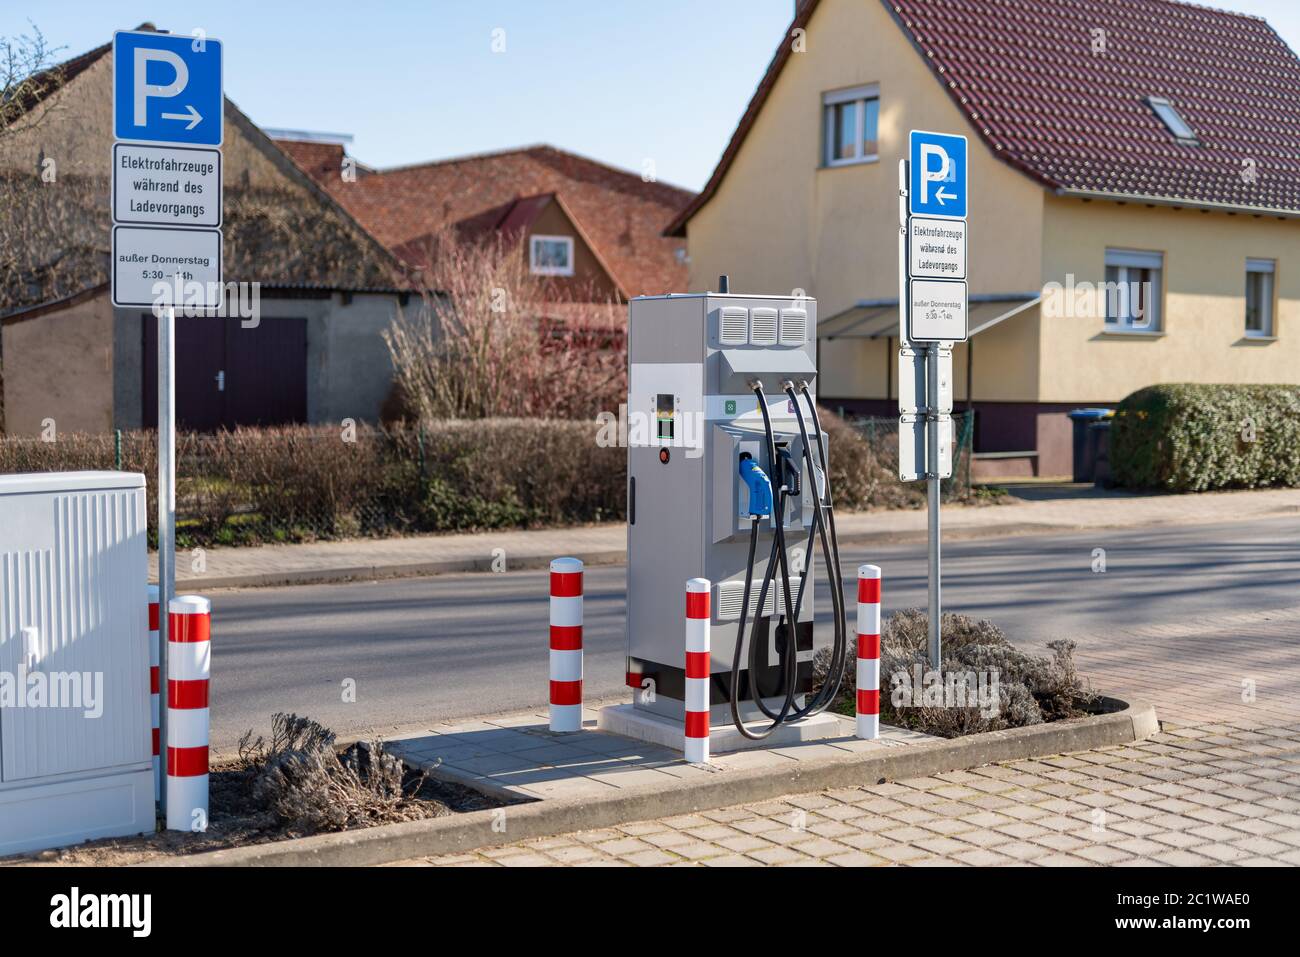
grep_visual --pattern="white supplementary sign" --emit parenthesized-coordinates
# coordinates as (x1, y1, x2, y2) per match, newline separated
(910, 279, 968, 343)
(111, 225, 223, 309)
(112, 143, 222, 228)
(898, 346, 952, 416)
(909, 217, 966, 280)
(899, 414, 953, 482)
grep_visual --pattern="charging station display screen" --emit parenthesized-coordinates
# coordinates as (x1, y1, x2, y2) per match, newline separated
(656, 393, 675, 440)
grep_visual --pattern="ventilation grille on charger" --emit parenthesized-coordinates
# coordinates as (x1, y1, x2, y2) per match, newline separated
(716, 578, 800, 621)
(780, 308, 807, 345)
(749, 308, 778, 346)
(719, 307, 749, 345)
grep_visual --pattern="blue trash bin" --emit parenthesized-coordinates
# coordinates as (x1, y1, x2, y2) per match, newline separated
(1067, 409, 1113, 482)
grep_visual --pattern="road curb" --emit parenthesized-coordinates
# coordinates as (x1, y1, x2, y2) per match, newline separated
(152, 697, 1157, 867)
(182, 550, 629, 590)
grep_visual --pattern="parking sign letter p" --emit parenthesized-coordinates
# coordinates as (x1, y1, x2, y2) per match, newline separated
(134, 47, 188, 126)
(919, 143, 951, 205)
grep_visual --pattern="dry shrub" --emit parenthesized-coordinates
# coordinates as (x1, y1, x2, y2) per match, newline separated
(410, 418, 623, 530)
(0, 413, 973, 547)
(818, 412, 925, 511)
(384, 227, 626, 422)
(239, 713, 429, 834)
(813, 610, 1096, 737)
(216, 427, 396, 538)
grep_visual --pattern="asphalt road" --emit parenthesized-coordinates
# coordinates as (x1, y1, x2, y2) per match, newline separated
(205, 517, 1300, 749)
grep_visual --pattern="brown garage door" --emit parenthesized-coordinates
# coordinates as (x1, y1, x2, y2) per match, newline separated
(143, 315, 307, 430)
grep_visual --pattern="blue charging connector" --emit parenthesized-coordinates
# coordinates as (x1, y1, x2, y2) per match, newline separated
(738, 453, 773, 518)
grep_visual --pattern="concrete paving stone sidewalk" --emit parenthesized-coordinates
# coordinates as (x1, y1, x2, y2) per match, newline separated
(386, 707, 933, 802)
(392, 722, 1300, 868)
(155, 486, 1300, 589)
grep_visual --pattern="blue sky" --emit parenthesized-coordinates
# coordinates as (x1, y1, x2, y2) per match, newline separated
(4, 0, 1298, 191)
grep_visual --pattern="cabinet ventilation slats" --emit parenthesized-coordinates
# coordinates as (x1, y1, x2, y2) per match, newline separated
(749, 308, 778, 346)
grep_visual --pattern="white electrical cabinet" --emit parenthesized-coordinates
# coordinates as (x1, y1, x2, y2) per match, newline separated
(0, 471, 154, 856)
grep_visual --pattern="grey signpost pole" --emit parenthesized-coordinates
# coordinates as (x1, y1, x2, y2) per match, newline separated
(926, 346, 942, 668)
(157, 303, 175, 818)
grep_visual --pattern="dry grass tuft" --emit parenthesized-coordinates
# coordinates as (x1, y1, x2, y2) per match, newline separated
(239, 713, 433, 833)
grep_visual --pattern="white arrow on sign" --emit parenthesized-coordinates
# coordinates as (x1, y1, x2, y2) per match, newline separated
(160, 104, 202, 130)
(935, 186, 956, 205)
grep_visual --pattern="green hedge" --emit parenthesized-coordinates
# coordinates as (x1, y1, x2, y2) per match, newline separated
(1110, 384, 1300, 491)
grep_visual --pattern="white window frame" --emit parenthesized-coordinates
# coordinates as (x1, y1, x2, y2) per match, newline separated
(822, 84, 880, 168)
(1147, 96, 1198, 144)
(1245, 258, 1276, 339)
(529, 234, 575, 277)
(1104, 248, 1163, 333)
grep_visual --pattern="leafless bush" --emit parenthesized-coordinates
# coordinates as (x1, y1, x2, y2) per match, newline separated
(822, 413, 925, 510)
(0, 25, 63, 142)
(240, 713, 428, 833)
(383, 227, 626, 422)
(813, 610, 1097, 737)
(216, 427, 390, 538)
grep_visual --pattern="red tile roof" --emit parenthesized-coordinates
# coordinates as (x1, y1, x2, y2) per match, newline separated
(668, 0, 1300, 234)
(278, 142, 695, 297)
(275, 139, 348, 184)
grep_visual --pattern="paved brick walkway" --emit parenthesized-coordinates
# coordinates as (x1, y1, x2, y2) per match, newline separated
(397, 722, 1300, 867)
(1073, 605, 1300, 728)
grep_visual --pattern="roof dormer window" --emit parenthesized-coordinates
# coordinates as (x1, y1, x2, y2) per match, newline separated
(1146, 96, 1198, 144)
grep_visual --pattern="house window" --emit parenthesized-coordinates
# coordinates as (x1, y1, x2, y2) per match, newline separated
(1104, 248, 1163, 332)
(530, 235, 574, 276)
(1246, 258, 1275, 338)
(823, 84, 879, 167)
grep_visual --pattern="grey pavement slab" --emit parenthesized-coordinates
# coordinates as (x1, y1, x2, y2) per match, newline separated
(387, 704, 935, 803)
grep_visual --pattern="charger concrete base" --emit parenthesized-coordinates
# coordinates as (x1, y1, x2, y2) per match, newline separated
(598, 703, 846, 754)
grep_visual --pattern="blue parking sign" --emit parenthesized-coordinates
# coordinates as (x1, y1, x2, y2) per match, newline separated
(909, 131, 966, 219)
(113, 31, 223, 146)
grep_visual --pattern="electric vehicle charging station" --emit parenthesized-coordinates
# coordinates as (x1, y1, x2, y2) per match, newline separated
(612, 283, 850, 748)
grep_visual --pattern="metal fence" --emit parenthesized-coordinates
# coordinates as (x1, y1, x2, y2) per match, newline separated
(845, 410, 976, 501)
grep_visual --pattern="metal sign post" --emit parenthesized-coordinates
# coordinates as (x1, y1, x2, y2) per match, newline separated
(112, 30, 224, 818)
(157, 307, 175, 811)
(899, 130, 970, 669)
(925, 346, 941, 668)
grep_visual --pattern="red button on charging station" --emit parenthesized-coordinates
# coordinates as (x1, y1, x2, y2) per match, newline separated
(659, 449, 670, 464)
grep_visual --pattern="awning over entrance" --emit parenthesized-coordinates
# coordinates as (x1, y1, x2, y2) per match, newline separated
(818, 293, 1042, 341)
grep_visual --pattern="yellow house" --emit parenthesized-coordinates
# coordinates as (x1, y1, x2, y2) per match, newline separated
(667, 0, 1300, 478)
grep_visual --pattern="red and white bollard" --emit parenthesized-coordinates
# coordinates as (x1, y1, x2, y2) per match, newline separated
(856, 565, 881, 740)
(684, 578, 711, 764)
(549, 558, 583, 732)
(147, 584, 161, 803)
(166, 595, 211, 831)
